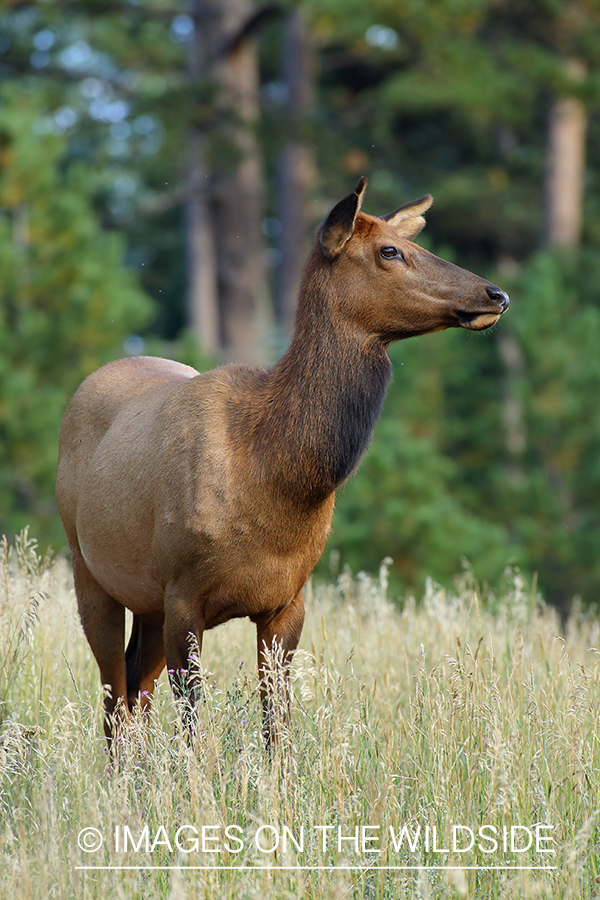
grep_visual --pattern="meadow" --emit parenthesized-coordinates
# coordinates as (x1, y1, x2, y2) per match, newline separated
(1, 531, 599, 899)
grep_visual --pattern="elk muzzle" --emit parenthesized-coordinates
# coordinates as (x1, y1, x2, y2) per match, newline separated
(458, 284, 510, 331)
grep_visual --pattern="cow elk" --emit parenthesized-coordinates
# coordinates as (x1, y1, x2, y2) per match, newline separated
(56, 177, 509, 748)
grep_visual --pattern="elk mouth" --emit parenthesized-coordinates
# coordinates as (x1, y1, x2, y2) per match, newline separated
(457, 310, 503, 331)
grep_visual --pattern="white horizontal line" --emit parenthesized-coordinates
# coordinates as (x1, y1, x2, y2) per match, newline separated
(75, 864, 558, 872)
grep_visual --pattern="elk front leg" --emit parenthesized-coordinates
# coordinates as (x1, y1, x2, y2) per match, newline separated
(163, 589, 205, 735)
(254, 592, 305, 747)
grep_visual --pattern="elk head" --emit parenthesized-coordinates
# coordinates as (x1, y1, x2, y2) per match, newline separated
(318, 177, 509, 342)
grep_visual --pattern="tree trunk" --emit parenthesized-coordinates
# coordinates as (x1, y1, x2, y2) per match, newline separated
(543, 60, 587, 248)
(276, 9, 316, 340)
(186, 0, 220, 358)
(186, 0, 268, 362)
(186, 136, 221, 358)
(212, 0, 268, 362)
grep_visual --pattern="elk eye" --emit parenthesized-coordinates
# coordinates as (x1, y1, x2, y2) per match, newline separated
(380, 246, 404, 261)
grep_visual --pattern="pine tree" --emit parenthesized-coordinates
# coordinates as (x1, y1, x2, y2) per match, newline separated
(0, 86, 152, 545)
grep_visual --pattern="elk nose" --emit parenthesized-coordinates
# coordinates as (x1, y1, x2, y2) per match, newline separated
(486, 286, 510, 311)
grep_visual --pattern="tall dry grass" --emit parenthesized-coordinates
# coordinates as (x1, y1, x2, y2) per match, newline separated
(1, 533, 599, 899)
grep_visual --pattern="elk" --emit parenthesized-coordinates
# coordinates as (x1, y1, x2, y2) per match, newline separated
(55, 178, 509, 747)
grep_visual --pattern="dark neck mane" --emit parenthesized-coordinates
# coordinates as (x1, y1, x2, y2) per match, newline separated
(249, 252, 392, 506)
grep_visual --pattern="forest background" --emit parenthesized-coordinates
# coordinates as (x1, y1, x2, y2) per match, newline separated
(1, 0, 600, 611)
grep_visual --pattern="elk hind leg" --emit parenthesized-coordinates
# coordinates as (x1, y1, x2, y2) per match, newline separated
(125, 615, 166, 714)
(71, 548, 128, 746)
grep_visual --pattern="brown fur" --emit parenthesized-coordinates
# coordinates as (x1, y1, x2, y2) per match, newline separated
(55, 179, 509, 746)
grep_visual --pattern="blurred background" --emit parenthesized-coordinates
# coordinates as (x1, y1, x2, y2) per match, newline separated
(1, 0, 600, 609)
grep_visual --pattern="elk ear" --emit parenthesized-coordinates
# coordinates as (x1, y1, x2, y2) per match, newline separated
(381, 194, 433, 240)
(319, 177, 367, 259)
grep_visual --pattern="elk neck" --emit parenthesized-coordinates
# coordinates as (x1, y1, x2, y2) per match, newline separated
(243, 251, 393, 507)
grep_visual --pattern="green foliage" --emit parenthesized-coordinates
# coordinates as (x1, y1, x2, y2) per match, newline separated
(329, 411, 511, 593)
(495, 249, 600, 604)
(0, 86, 153, 546)
(329, 247, 600, 605)
(297, 0, 600, 604)
(328, 330, 513, 593)
(1, 0, 600, 609)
